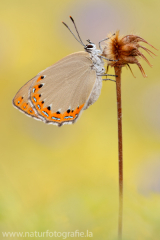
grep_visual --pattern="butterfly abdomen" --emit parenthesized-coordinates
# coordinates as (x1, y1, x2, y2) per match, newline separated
(84, 76, 102, 110)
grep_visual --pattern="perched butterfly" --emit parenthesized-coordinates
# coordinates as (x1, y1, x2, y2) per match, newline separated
(13, 16, 116, 126)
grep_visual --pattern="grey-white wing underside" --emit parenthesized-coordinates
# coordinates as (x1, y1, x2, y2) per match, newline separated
(29, 51, 97, 126)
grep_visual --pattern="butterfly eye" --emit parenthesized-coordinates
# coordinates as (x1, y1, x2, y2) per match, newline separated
(87, 45, 93, 48)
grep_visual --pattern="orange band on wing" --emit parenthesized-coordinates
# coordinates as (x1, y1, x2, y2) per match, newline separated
(21, 102, 28, 110)
(32, 94, 84, 123)
(36, 76, 45, 82)
(14, 96, 39, 118)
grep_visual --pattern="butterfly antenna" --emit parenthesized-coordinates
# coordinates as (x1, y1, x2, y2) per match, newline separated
(69, 16, 85, 46)
(62, 21, 85, 47)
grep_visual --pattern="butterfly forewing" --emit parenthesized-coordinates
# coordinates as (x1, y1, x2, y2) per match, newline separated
(29, 52, 97, 126)
(12, 78, 42, 121)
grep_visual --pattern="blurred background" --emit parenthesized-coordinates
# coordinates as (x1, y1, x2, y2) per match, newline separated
(0, 0, 160, 239)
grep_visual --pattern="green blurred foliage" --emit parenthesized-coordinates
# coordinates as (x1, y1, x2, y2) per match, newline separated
(0, 0, 160, 239)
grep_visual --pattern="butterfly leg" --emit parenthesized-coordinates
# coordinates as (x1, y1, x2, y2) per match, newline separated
(99, 56, 118, 62)
(98, 74, 118, 77)
(102, 78, 116, 82)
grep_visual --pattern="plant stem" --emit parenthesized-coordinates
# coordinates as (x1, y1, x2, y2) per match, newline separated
(114, 66, 123, 240)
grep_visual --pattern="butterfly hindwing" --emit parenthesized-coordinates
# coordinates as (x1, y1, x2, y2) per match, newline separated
(12, 78, 42, 121)
(29, 52, 97, 126)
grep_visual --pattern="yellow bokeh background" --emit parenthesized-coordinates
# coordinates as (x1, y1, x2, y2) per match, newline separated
(0, 0, 160, 239)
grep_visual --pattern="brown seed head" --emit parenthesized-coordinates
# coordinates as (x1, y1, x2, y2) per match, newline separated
(102, 31, 157, 77)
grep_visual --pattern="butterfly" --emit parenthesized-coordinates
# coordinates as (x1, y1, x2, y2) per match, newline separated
(12, 16, 116, 126)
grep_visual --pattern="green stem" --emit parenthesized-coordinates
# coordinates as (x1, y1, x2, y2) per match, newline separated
(114, 66, 123, 240)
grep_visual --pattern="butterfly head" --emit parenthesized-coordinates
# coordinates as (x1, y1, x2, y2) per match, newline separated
(84, 40, 96, 52)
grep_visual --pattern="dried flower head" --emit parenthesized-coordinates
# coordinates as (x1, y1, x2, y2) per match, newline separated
(102, 31, 157, 77)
